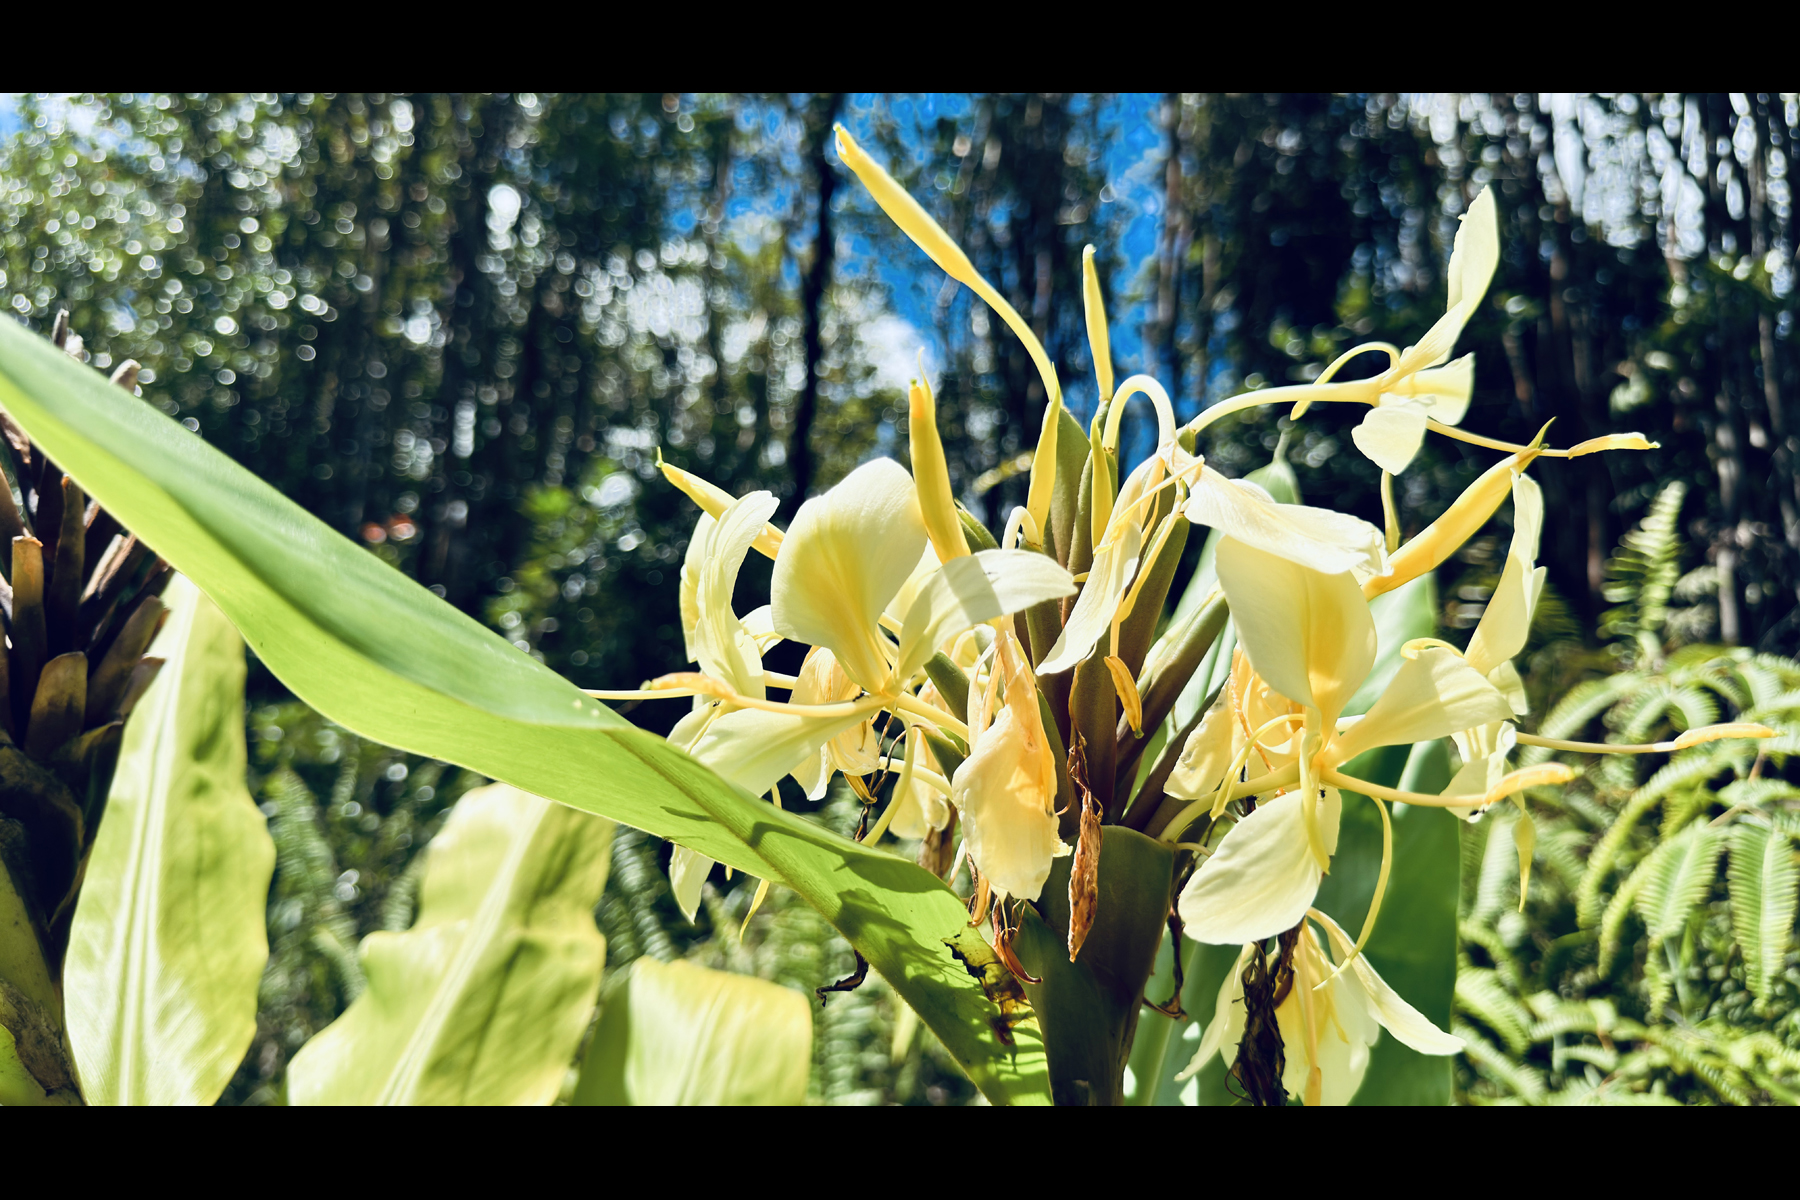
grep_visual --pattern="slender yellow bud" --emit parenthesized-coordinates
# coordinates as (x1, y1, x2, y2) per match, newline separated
(834, 125, 977, 284)
(1670, 722, 1775, 750)
(1479, 762, 1573, 809)
(1365, 444, 1542, 599)
(1567, 432, 1658, 457)
(1025, 390, 1061, 544)
(658, 451, 783, 559)
(1089, 410, 1114, 550)
(1104, 654, 1143, 735)
(836, 124, 1063, 424)
(909, 376, 970, 562)
(1082, 246, 1113, 409)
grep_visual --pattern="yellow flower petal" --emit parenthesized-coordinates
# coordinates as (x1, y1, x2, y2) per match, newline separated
(950, 636, 1068, 901)
(1367, 444, 1542, 599)
(1315, 910, 1463, 1055)
(693, 491, 780, 697)
(668, 844, 714, 922)
(771, 457, 927, 693)
(895, 549, 1075, 684)
(1351, 398, 1432, 475)
(1176, 943, 1255, 1082)
(1164, 694, 1243, 801)
(1215, 537, 1375, 729)
(1036, 521, 1141, 675)
(1176, 787, 1341, 944)
(1185, 464, 1387, 581)
(1465, 472, 1544, 676)
(688, 701, 884, 800)
(1396, 188, 1498, 374)
(660, 455, 783, 558)
(1330, 646, 1515, 764)
(1404, 352, 1475, 425)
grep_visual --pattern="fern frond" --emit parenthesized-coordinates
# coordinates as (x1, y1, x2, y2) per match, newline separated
(1599, 851, 1654, 973)
(1612, 682, 1675, 742)
(1669, 687, 1720, 732)
(1749, 652, 1800, 687)
(1454, 1021, 1546, 1103)
(1577, 749, 1732, 926)
(1471, 809, 1520, 924)
(1455, 968, 1533, 1054)
(1534, 674, 1639, 745)
(1728, 824, 1799, 1009)
(1599, 481, 1687, 649)
(1659, 786, 1713, 840)
(1459, 921, 1524, 991)
(1646, 1027, 1754, 1106)
(1632, 822, 1726, 942)
(1717, 778, 1800, 808)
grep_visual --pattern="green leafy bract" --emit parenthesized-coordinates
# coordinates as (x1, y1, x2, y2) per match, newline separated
(65, 575, 275, 1106)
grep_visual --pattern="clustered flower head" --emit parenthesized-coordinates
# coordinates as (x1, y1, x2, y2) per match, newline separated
(592, 127, 1772, 1105)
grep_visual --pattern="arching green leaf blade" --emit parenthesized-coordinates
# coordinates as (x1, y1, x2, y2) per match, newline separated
(66, 575, 274, 1106)
(573, 957, 811, 1105)
(0, 314, 1049, 1104)
(287, 783, 612, 1105)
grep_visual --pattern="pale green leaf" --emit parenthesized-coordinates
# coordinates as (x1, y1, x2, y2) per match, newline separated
(287, 783, 612, 1105)
(572, 957, 811, 1105)
(65, 575, 274, 1106)
(0, 309, 1048, 1104)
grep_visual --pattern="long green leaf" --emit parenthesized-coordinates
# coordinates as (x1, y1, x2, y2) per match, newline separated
(572, 958, 811, 1105)
(288, 782, 612, 1105)
(65, 575, 274, 1106)
(0, 316, 1048, 1103)
(1729, 823, 1798, 1006)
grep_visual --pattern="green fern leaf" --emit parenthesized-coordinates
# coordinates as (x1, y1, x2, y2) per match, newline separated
(1599, 481, 1686, 648)
(1728, 824, 1799, 1008)
(1453, 1021, 1546, 1103)
(1669, 687, 1720, 733)
(1577, 749, 1732, 926)
(1632, 822, 1726, 942)
(1455, 967, 1534, 1054)
(1534, 675, 1638, 746)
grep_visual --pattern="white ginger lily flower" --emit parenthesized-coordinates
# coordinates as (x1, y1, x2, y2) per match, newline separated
(1178, 909, 1462, 1106)
(1172, 535, 1516, 945)
(770, 457, 1075, 701)
(788, 645, 883, 801)
(1039, 377, 1389, 679)
(1345, 188, 1498, 476)
(1443, 470, 1544, 821)
(951, 630, 1069, 901)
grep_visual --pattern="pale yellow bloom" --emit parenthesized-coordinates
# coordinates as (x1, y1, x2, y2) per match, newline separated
(787, 646, 883, 800)
(1174, 536, 1514, 943)
(1346, 189, 1498, 475)
(951, 632, 1069, 901)
(771, 458, 1075, 697)
(1178, 910, 1461, 1105)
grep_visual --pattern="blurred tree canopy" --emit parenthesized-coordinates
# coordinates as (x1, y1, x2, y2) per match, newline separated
(3, 92, 1794, 1103)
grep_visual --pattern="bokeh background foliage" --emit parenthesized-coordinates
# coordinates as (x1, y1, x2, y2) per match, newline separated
(2, 92, 1796, 1103)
